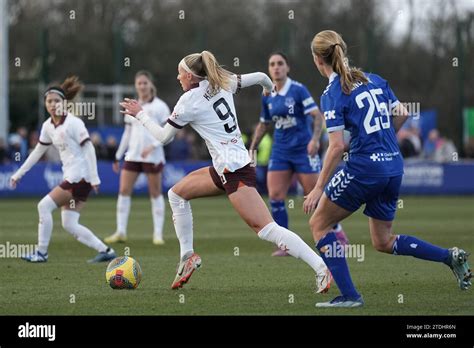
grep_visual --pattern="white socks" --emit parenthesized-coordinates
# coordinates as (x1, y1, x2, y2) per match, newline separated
(116, 194, 131, 235)
(37, 195, 58, 254)
(61, 210, 108, 253)
(168, 189, 193, 259)
(258, 222, 327, 274)
(116, 194, 165, 239)
(151, 195, 165, 240)
(36, 194, 108, 254)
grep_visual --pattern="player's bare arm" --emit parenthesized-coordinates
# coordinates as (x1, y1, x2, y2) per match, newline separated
(393, 102, 410, 133)
(303, 130, 345, 214)
(307, 108, 323, 156)
(249, 121, 270, 153)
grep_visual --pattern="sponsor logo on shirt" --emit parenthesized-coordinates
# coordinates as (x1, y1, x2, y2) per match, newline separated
(369, 152, 400, 162)
(324, 110, 336, 120)
(272, 115, 297, 129)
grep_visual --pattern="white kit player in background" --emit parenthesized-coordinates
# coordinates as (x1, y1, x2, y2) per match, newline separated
(10, 76, 116, 263)
(120, 51, 333, 294)
(105, 71, 170, 245)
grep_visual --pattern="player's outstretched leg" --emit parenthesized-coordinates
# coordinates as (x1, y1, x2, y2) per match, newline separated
(22, 195, 57, 263)
(258, 221, 332, 293)
(391, 237, 472, 289)
(229, 185, 332, 293)
(61, 210, 116, 263)
(371, 218, 472, 290)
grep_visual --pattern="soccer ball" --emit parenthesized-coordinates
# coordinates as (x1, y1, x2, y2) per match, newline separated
(106, 256, 142, 289)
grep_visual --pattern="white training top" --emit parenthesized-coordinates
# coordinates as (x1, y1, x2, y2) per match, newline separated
(120, 97, 170, 164)
(38, 113, 94, 184)
(167, 79, 250, 174)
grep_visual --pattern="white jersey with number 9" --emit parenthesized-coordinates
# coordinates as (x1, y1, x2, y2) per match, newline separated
(167, 79, 250, 174)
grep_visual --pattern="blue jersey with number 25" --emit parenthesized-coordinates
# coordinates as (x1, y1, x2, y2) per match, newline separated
(321, 72, 404, 177)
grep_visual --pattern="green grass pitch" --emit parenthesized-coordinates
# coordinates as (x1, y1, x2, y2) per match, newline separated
(1, 195, 473, 315)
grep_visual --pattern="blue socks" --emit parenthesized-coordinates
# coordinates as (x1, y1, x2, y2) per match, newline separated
(392, 235, 450, 265)
(270, 200, 288, 229)
(316, 232, 360, 299)
(315, 233, 450, 299)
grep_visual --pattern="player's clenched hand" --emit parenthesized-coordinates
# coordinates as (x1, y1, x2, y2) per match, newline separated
(262, 85, 276, 97)
(248, 148, 257, 166)
(92, 185, 100, 194)
(112, 160, 120, 173)
(120, 98, 143, 117)
(141, 145, 154, 159)
(307, 139, 320, 157)
(9, 177, 18, 189)
(303, 187, 323, 214)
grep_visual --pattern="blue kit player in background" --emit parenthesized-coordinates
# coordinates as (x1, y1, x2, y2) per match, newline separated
(304, 30, 472, 308)
(250, 52, 348, 257)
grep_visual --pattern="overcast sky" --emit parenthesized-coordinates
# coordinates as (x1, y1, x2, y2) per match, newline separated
(381, 0, 474, 44)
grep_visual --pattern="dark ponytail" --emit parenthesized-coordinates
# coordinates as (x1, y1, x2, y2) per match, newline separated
(60, 76, 83, 100)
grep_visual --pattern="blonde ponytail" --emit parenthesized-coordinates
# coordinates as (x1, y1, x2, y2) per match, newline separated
(181, 50, 233, 94)
(311, 30, 368, 95)
(200, 51, 233, 94)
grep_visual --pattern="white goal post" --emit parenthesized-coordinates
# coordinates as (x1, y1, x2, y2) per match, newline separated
(0, 0, 8, 142)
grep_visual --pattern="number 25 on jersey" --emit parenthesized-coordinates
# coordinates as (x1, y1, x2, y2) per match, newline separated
(356, 88, 390, 135)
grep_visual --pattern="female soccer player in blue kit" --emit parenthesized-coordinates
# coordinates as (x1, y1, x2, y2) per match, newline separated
(249, 52, 347, 256)
(304, 30, 472, 307)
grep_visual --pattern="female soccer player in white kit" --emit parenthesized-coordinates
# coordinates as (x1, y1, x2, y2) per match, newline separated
(120, 51, 332, 292)
(105, 71, 170, 245)
(10, 76, 116, 263)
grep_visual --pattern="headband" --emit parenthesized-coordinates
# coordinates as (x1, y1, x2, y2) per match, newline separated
(44, 87, 66, 99)
(179, 58, 206, 79)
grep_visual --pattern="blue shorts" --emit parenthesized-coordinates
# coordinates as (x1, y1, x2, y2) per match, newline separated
(268, 151, 321, 173)
(324, 168, 403, 221)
